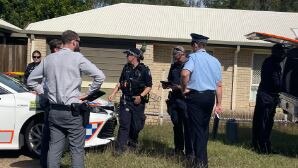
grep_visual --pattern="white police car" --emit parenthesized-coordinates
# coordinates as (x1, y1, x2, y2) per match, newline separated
(0, 73, 117, 156)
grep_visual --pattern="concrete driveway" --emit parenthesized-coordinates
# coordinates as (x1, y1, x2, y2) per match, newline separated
(0, 150, 40, 168)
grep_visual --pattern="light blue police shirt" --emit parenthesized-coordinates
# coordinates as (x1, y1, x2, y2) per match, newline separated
(183, 49, 222, 91)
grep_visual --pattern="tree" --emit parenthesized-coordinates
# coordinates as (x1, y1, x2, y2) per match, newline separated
(202, 0, 298, 12)
(0, 0, 94, 28)
(96, 0, 185, 6)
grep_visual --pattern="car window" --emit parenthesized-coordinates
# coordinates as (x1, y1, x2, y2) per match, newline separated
(0, 73, 28, 93)
(0, 86, 10, 95)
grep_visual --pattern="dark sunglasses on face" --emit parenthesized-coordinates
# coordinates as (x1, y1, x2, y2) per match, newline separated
(173, 47, 182, 52)
(126, 51, 137, 57)
(33, 56, 41, 59)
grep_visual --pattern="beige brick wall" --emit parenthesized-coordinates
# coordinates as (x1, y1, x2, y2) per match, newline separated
(27, 36, 47, 64)
(235, 49, 252, 111)
(213, 47, 234, 111)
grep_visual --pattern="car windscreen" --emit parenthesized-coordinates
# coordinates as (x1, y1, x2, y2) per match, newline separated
(0, 73, 29, 93)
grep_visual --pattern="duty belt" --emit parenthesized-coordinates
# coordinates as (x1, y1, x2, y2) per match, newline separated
(50, 104, 71, 111)
(189, 89, 215, 94)
(122, 95, 136, 101)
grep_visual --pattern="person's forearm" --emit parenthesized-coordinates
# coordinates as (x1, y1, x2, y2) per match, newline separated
(140, 87, 152, 96)
(88, 70, 105, 93)
(181, 70, 190, 92)
(216, 81, 222, 106)
(111, 83, 120, 95)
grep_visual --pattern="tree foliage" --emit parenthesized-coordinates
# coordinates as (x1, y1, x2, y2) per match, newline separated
(0, 0, 95, 28)
(187, 0, 298, 12)
(0, 0, 297, 28)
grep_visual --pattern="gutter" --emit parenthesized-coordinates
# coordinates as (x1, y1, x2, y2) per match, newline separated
(24, 30, 274, 47)
(0, 25, 23, 34)
(231, 45, 240, 111)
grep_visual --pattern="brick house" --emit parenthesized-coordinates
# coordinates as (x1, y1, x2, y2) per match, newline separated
(24, 3, 298, 124)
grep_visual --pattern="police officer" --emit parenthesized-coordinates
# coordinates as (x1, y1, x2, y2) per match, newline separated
(24, 50, 42, 85)
(39, 38, 63, 168)
(162, 46, 192, 156)
(27, 30, 105, 168)
(181, 33, 222, 168)
(252, 43, 285, 154)
(108, 47, 152, 154)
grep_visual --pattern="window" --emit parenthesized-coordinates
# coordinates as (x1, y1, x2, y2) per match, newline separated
(250, 53, 269, 101)
(0, 86, 9, 95)
(0, 74, 28, 93)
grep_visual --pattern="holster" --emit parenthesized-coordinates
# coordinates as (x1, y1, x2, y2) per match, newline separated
(142, 94, 150, 103)
(71, 103, 91, 127)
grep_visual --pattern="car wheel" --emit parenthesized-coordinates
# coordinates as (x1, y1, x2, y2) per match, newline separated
(25, 118, 43, 157)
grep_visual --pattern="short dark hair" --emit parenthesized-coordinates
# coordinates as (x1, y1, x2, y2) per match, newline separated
(48, 39, 62, 52)
(32, 50, 41, 57)
(61, 30, 79, 44)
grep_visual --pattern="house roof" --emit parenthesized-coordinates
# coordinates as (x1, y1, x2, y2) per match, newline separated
(25, 3, 298, 47)
(0, 19, 22, 33)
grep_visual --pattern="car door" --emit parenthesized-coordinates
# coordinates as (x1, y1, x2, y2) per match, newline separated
(0, 86, 16, 144)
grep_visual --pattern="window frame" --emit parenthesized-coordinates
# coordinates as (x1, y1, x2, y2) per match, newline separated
(250, 51, 270, 101)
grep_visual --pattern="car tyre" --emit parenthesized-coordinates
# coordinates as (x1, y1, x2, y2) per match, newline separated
(25, 118, 43, 157)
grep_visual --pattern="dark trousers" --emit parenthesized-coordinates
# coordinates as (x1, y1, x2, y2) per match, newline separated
(40, 111, 49, 168)
(252, 91, 277, 154)
(117, 98, 146, 151)
(39, 97, 50, 168)
(167, 98, 192, 155)
(185, 90, 215, 168)
(47, 108, 85, 168)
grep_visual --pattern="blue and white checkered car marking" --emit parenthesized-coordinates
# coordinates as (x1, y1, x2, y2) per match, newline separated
(85, 122, 103, 141)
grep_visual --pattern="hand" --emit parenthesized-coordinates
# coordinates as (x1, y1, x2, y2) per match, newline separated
(79, 94, 88, 100)
(161, 83, 169, 89)
(182, 88, 190, 95)
(214, 104, 223, 114)
(171, 84, 180, 90)
(133, 95, 142, 105)
(108, 94, 115, 102)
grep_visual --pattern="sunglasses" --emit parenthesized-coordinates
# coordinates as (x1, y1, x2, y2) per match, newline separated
(32, 56, 41, 59)
(126, 54, 135, 57)
(126, 51, 137, 57)
(173, 47, 183, 52)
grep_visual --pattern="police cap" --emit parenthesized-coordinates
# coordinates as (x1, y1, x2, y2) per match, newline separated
(190, 33, 209, 44)
(123, 48, 142, 58)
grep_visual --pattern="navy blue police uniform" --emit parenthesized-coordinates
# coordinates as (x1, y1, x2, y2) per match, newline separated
(252, 44, 285, 154)
(183, 33, 222, 167)
(116, 49, 152, 152)
(24, 62, 40, 84)
(167, 61, 192, 155)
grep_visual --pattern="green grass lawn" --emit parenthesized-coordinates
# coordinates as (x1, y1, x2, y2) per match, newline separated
(61, 122, 298, 168)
